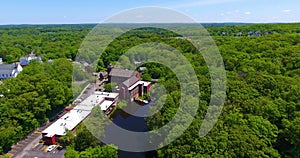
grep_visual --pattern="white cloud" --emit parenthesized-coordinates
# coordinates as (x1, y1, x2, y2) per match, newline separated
(244, 11, 251, 15)
(281, 9, 291, 13)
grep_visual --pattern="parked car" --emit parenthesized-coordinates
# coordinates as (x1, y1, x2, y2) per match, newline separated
(74, 98, 82, 103)
(57, 146, 63, 150)
(47, 145, 57, 152)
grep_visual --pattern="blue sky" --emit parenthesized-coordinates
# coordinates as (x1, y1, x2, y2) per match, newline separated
(0, 0, 299, 24)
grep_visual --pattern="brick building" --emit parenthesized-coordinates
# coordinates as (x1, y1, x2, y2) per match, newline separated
(108, 68, 151, 102)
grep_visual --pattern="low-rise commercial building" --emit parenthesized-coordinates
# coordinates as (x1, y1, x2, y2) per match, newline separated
(42, 92, 119, 145)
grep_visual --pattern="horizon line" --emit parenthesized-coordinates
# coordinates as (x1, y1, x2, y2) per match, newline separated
(0, 21, 299, 26)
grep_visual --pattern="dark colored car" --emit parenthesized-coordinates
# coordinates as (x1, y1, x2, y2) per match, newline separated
(57, 146, 63, 150)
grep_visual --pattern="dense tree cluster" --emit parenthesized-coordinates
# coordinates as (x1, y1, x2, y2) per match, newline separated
(151, 25, 300, 158)
(206, 23, 300, 36)
(0, 24, 94, 63)
(95, 23, 300, 157)
(65, 145, 118, 158)
(0, 59, 73, 154)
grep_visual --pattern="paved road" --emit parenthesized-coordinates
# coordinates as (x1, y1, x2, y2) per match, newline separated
(8, 83, 98, 158)
(80, 83, 97, 100)
(11, 125, 66, 158)
(18, 149, 66, 158)
(12, 134, 42, 158)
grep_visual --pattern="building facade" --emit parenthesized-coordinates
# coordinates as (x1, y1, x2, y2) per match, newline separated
(42, 92, 119, 145)
(108, 68, 151, 102)
(0, 63, 23, 79)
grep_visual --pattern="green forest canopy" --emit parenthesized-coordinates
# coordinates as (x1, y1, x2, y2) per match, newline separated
(0, 23, 299, 157)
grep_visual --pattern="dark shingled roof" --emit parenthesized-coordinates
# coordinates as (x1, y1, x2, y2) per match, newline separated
(122, 76, 140, 88)
(109, 68, 135, 78)
(0, 64, 15, 74)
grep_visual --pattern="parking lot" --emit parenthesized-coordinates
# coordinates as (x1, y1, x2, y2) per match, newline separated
(17, 143, 65, 158)
(21, 149, 66, 158)
(9, 84, 94, 158)
(10, 118, 66, 158)
(32, 143, 63, 152)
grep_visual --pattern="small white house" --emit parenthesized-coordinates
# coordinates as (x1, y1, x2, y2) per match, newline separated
(0, 63, 23, 79)
(19, 52, 42, 66)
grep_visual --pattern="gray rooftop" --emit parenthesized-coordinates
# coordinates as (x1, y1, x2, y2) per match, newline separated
(0, 64, 16, 74)
(122, 76, 140, 88)
(109, 68, 135, 78)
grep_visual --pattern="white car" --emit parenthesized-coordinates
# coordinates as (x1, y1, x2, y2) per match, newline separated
(74, 98, 82, 103)
(47, 145, 57, 152)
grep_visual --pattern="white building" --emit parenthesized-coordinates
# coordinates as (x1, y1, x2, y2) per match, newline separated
(42, 92, 119, 145)
(19, 52, 42, 66)
(0, 63, 23, 79)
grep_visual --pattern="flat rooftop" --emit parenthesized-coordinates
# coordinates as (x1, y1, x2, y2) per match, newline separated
(99, 100, 114, 111)
(128, 81, 151, 91)
(42, 92, 119, 137)
(94, 92, 119, 99)
(42, 109, 90, 137)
